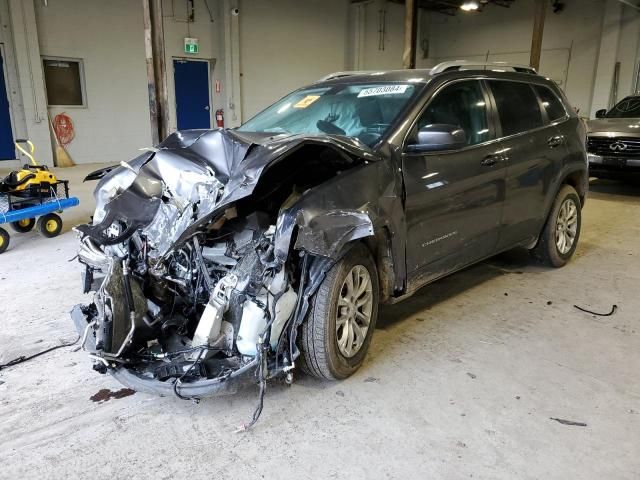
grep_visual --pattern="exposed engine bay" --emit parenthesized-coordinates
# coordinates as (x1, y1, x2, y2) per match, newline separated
(71, 129, 383, 425)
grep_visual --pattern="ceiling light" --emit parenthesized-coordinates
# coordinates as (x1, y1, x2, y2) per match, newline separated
(461, 1, 479, 11)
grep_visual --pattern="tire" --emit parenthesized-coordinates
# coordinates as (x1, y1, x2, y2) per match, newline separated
(532, 185, 581, 267)
(0, 227, 9, 253)
(10, 217, 35, 233)
(299, 243, 379, 380)
(36, 213, 63, 238)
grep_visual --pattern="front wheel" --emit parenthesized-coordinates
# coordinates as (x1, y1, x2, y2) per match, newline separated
(532, 185, 582, 267)
(299, 243, 379, 380)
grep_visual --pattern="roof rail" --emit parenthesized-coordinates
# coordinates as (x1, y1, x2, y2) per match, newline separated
(316, 70, 380, 82)
(430, 61, 537, 75)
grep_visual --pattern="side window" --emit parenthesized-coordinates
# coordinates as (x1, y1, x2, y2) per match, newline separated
(488, 80, 543, 137)
(42, 57, 86, 107)
(413, 80, 490, 147)
(534, 85, 567, 122)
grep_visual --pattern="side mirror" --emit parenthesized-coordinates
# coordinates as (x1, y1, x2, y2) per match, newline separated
(406, 124, 467, 152)
(595, 109, 607, 119)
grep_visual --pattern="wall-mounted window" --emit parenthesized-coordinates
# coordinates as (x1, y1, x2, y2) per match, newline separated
(42, 57, 86, 107)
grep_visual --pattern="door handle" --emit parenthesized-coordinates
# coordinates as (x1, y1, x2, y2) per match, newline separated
(547, 135, 563, 148)
(481, 155, 500, 167)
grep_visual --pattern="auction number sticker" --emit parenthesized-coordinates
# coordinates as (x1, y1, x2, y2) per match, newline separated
(358, 85, 409, 97)
(294, 95, 321, 108)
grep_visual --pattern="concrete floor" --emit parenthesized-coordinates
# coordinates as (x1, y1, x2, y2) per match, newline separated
(0, 164, 638, 479)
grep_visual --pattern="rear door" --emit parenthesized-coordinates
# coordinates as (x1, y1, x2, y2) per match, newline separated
(402, 79, 507, 281)
(486, 80, 566, 249)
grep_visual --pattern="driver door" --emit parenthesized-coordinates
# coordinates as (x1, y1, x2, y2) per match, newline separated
(402, 79, 507, 281)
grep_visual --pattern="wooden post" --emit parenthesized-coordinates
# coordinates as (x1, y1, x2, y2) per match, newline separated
(529, 0, 546, 71)
(142, 0, 168, 144)
(150, 0, 169, 141)
(403, 0, 417, 69)
(142, 0, 159, 145)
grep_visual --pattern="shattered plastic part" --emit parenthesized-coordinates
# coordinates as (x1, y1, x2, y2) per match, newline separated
(72, 127, 401, 402)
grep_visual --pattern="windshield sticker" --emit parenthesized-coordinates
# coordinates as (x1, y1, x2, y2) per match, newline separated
(357, 85, 409, 98)
(294, 95, 321, 109)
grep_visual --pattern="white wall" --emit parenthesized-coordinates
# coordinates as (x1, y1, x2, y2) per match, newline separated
(615, 5, 640, 103)
(0, 0, 28, 167)
(421, 0, 609, 116)
(348, 0, 417, 73)
(161, 0, 226, 132)
(357, 0, 405, 71)
(4, 0, 638, 170)
(6, 0, 52, 168)
(34, 0, 152, 165)
(238, 0, 350, 120)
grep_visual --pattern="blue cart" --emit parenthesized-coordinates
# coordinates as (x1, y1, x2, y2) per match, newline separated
(0, 186, 79, 254)
(0, 139, 80, 253)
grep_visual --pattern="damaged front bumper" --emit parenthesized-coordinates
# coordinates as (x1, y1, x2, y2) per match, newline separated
(72, 303, 258, 397)
(71, 129, 379, 407)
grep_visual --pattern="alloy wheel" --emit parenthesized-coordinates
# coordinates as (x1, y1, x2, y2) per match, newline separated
(336, 265, 373, 358)
(555, 198, 578, 254)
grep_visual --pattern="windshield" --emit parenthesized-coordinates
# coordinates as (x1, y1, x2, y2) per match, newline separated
(606, 96, 640, 118)
(237, 83, 418, 146)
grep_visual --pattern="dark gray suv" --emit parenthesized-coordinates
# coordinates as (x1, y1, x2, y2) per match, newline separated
(72, 62, 588, 404)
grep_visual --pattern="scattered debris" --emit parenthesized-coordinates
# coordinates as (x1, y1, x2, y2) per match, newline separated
(504, 292, 508, 296)
(546, 301, 553, 305)
(416, 317, 425, 322)
(466, 372, 476, 379)
(364, 377, 379, 383)
(515, 396, 521, 400)
(573, 304, 617, 317)
(550, 417, 587, 427)
(90, 388, 136, 403)
(335, 390, 345, 397)
(0, 336, 80, 371)
(456, 441, 467, 448)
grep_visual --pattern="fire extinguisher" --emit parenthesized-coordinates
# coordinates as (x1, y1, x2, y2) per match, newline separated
(215, 109, 224, 128)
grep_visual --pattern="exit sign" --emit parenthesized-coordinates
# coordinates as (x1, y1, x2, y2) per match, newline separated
(184, 37, 199, 54)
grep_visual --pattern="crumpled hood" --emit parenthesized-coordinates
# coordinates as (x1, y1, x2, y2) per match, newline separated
(78, 129, 378, 257)
(587, 117, 640, 135)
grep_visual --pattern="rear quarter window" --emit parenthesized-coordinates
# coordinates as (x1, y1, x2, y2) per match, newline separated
(488, 80, 543, 137)
(534, 85, 567, 122)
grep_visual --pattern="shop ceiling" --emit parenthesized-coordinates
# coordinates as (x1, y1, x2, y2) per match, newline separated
(353, 0, 518, 16)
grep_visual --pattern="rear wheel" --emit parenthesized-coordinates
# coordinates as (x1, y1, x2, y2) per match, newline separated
(299, 243, 379, 380)
(532, 185, 581, 267)
(0, 227, 9, 254)
(36, 213, 63, 238)
(10, 217, 35, 233)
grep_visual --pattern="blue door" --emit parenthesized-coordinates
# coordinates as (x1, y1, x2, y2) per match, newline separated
(0, 49, 15, 160)
(173, 59, 211, 130)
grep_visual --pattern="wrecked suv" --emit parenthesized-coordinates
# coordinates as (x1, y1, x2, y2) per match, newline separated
(72, 63, 588, 408)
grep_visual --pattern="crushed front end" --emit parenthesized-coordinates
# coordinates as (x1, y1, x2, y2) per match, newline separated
(71, 129, 377, 411)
